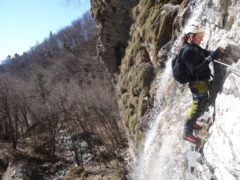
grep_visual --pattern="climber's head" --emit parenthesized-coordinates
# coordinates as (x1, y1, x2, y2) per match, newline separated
(185, 22, 205, 34)
(184, 22, 205, 45)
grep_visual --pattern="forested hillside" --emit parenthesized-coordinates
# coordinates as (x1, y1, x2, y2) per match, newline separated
(0, 12, 126, 179)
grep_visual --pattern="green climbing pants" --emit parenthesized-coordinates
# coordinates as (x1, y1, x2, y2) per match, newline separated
(184, 80, 209, 135)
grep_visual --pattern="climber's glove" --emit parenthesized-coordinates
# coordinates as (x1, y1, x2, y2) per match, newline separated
(207, 47, 225, 62)
(207, 48, 221, 62)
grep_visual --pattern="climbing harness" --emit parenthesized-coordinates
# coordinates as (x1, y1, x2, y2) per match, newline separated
(214, 60, 240, 77)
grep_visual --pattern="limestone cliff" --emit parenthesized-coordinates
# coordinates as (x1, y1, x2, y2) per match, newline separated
(91, 0, 139, 75)
(91, 0, 191, 146)
(92, 0, 240, 179)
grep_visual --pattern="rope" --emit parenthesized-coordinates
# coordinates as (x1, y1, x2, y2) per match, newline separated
(213, 60, 240, 77)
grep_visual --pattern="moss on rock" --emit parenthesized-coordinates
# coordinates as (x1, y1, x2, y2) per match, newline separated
(119, 92, 129, 110)
(110, 167, 128, 180)
(117, 0, 182, 147)
(135, 130, 143, 146)
(138, 88, 150, 118)
(129, 114, 138, 135)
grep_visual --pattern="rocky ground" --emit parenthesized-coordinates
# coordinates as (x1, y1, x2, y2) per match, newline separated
(0, 137, 128, 180)
(63, 161, 127, 180)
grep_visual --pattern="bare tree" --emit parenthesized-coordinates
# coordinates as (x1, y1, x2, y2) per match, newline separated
(0, 9, 124, 170)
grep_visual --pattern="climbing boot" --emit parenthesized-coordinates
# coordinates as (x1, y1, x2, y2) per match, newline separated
(193, 123, 202, 130)
(183, 134, 200, 144)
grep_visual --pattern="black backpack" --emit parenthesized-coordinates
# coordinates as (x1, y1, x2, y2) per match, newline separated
(171, 47, 190, 84)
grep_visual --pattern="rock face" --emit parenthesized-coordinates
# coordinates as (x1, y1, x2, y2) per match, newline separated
(91, 0, 139, 75)
(92, 0, 188, 146)
(197, 0, 240, 179)
(92, 3, 240, 179)
(117, 0, 187, 145)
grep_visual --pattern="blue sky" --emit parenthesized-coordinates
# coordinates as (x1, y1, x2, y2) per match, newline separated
(0, 0, 91, 61)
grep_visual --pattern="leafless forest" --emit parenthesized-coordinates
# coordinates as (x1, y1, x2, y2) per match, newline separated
(0, 12, 125, 169)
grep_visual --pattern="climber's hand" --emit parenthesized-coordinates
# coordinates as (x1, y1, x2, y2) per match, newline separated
(217, 47, 225, 55)
(207, 47, 225, 62)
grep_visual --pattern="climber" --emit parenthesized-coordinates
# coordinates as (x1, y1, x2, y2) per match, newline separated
(180, 22, 225, 144)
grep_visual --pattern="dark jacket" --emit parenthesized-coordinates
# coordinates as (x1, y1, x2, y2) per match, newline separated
(181, 43, 211, 82)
